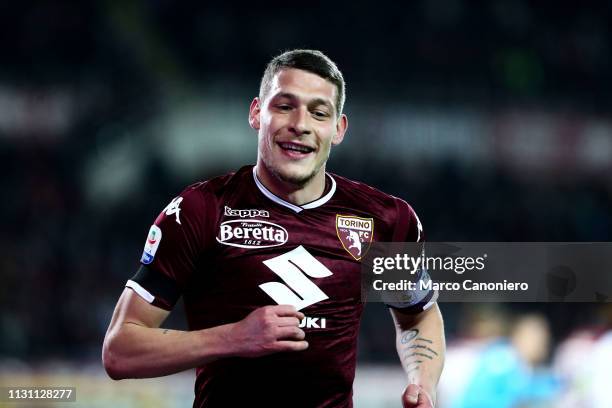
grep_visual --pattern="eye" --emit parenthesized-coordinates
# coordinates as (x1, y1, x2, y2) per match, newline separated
(312, 110, 330, 120)
(276, 104, 292, 111)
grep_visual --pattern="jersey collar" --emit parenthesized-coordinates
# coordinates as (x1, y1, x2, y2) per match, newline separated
(252, 166, 336, 213)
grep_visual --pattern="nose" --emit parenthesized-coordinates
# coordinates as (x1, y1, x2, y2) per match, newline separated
(289, 107, 311, 136)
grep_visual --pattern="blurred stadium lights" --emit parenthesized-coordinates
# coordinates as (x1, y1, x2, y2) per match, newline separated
(0, 85, 76, 138)
(83, 92, 257, 206)
(152, 94, 257, 178)
(82, 101, 612, 205)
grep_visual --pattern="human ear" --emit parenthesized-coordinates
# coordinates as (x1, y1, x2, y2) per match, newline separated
(248, 97, 261, 130)
(332, 114, 348, 145)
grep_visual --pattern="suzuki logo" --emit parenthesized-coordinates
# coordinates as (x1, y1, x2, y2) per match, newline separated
(259, 246, 332, 311)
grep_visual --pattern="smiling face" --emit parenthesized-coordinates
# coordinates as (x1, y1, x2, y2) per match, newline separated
(249, 68, 348, 189)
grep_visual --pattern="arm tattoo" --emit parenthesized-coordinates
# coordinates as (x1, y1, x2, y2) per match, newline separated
(400, 329, 419, 344)
(399, 329, 438, 371)
(405, 360, 423, 374)
(405, 344, 439, 356)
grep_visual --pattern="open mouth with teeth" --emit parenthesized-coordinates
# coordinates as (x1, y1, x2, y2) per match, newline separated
(277, 142, 315, 158)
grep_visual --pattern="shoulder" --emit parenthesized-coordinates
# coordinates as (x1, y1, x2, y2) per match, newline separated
(171, 166, 252, 208)
(154, 166, 252, 226)
(330, 172, 423, 241)
(330, 172, 419, 220)
(331, 173, 394, 202)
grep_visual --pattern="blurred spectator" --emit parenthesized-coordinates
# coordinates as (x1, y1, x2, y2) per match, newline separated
(438, 305, 510, 407)
(553, 304, 612, 408)
(450, 314, 561, 408)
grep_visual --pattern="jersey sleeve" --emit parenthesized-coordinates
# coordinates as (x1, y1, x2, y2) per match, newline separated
(126, 184, 209, 310)
(385, 198, 438, 313)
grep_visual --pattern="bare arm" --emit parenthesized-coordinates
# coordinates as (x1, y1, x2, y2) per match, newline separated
(390, 303, 445, 407)
(102, 288, 307, 380)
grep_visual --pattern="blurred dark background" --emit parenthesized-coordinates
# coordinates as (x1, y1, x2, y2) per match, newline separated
(1, 2, 612, 402)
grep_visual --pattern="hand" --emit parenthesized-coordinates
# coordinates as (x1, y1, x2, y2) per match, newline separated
(402, 384, 434, 408)
(229, 305, 308, 357)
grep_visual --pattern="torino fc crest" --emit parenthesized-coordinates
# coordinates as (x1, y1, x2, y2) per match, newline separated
(336, 215, 374, 260)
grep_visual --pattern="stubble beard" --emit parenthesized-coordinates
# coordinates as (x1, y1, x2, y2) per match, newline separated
(267, 160, 318, 187)
(263, 149, 330, 188)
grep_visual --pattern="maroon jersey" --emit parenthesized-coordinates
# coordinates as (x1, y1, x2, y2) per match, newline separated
(127, 165, 433, 408)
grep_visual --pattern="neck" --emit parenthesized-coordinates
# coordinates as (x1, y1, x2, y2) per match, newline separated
(255, 163, 326, 206)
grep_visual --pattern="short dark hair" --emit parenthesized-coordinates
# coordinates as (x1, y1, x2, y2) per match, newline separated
(259, 49, 346, 116)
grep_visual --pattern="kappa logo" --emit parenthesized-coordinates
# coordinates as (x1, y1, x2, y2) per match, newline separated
(336, 215, 374, 260)
(217, 220, 288, 249)
(224, 206, 270, 218)
(163, 197, 183, 224)
(141, 225, 162, 264)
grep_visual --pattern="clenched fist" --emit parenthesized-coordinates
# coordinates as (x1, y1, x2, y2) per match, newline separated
(228, 305, 309, 358)
(402, 384, 434, 408)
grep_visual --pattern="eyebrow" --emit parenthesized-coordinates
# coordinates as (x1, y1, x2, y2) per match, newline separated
(274, 92, 334, 111)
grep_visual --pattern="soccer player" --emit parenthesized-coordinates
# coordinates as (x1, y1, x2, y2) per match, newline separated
(102, 49, 445, 408)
